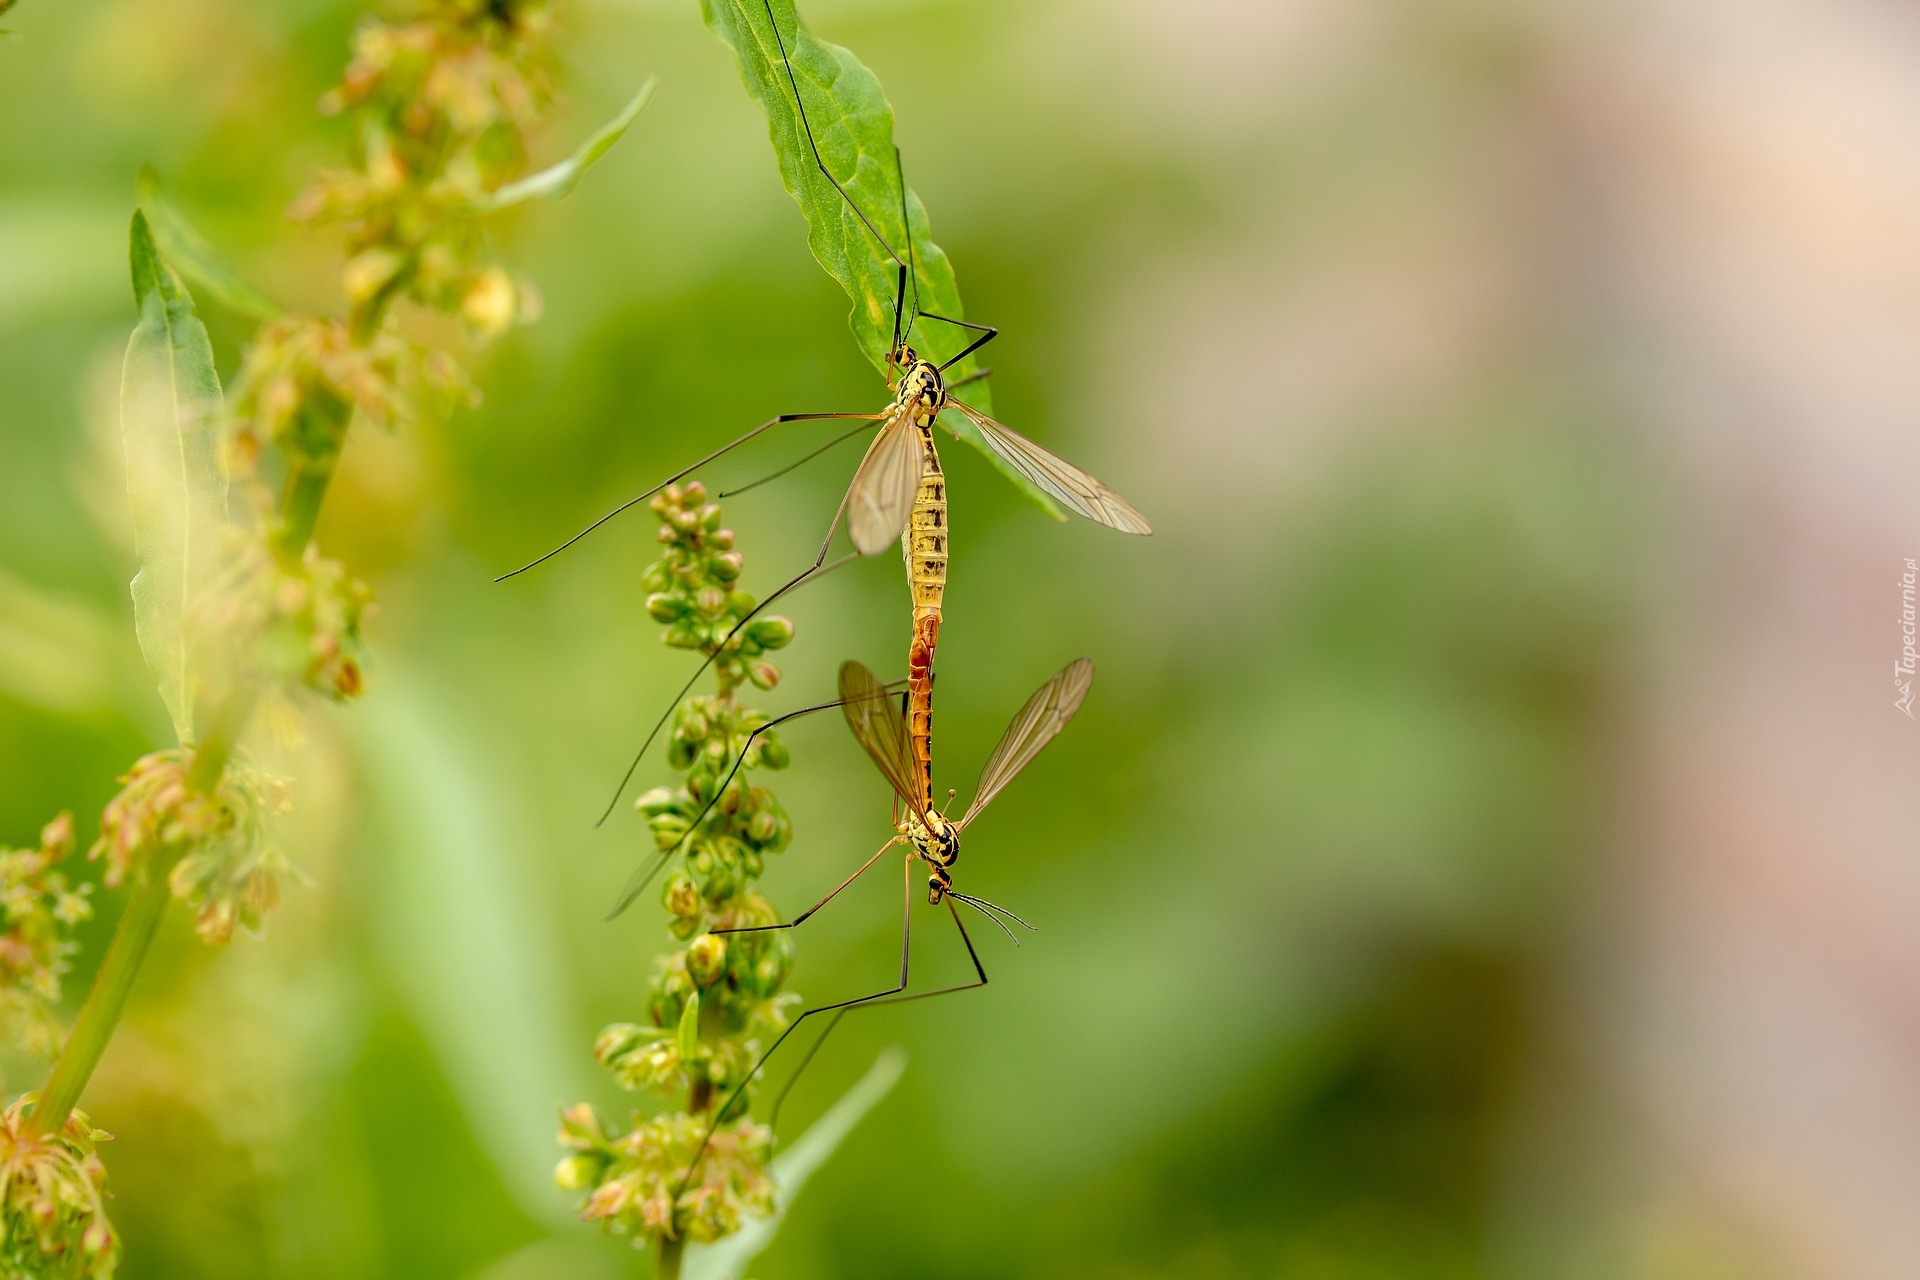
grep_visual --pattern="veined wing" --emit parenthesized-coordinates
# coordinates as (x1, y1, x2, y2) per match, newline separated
(959, 657, 1095, 829)
(947, 398, 1152, 536)
(847, 409, 922, 555)
(840, 659, 929, 823)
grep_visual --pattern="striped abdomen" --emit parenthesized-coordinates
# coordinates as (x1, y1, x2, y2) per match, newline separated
(904, 428, 946, 813)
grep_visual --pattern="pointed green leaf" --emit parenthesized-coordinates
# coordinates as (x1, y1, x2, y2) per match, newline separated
(683, 1047, 907, 1280)
(473, 77, 658, 211)
(677, 990, 702, 1065)
(136, 166, 281, 321)
(120, 210, 226, 744)
(701, 0, 1062, 520)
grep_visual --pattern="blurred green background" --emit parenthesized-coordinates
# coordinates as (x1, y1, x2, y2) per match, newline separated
(0, 0, 1650, 1276)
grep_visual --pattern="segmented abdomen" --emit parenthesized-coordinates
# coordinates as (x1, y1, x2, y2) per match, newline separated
(904, 429, 947, 812)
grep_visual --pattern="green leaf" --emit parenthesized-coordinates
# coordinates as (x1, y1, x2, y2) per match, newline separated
(677, 990, 702, 1064)
(136, 166, 281, 321)
(683, 1047, 907, 1280)
(120, 210, 226, 744)
(700, 0, 1062, 521)
(473, 77, 658, 211)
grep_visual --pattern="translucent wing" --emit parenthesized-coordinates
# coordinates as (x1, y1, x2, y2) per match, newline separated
(946, 399, 1152, 536)
(847, 410, 923, 555)
(960, 657, 1095, 829)
(840, 659, 928, 822)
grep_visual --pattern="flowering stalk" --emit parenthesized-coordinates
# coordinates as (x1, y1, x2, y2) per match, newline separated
(557, 482, 801, 1264)
(12, 1, 580, 1268)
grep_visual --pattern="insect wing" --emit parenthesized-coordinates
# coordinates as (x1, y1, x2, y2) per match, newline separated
(839, 659, 928, 821)
(605, 849, 671, 921)
(947, 399, 1152, 536)
(847, 410, 923, 555)
(960, 657, 1095, 828)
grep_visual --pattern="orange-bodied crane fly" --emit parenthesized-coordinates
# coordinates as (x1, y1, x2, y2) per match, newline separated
(495, 0, 1149, 842)
(669, 655, 1096, 1192)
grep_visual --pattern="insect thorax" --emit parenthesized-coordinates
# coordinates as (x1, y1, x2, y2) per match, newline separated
(893, 347, 946, 425)
(907, 812, 959, 868)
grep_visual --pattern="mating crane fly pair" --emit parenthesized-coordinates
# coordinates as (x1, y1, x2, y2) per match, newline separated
(499, 0, 1149, 1186)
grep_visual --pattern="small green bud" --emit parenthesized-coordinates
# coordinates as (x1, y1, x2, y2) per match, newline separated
(727, 590, 755, 615)
(687, 933, 727, 986)
(754, 736, 790, 770)
(711, 552, 744, 582)
(647, 593, 690, 623)
(648, 813, 689, 850)
(663, 872, 700, 919)
(657, 523, 677, 544)
(640, 562, 669, 591)
(665, 619, 702, 649)
(748, 808, 777, 844)
(745, 617, 794, 650)
(554, 1153, 601, 1192)
(635, 786, 680, 818)
(696, 586, 727, 615)
(594, 1022, 651, 1064)
(711, 528, 735, 550)
(681, 480, 707, 505)
(748, 660, 781, 690)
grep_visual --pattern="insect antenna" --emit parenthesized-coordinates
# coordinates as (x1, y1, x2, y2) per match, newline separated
(950, 891, 1035, 939)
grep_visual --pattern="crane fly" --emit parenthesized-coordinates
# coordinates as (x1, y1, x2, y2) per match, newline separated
(669, 656, 1095, 1193)
(496, 0, 1149, 830)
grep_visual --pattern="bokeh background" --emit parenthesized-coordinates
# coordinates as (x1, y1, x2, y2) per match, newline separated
(4, 0, 1919, 1275)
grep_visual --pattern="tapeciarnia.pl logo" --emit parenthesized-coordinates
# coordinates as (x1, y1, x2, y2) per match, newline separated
(1899, 558, 1917, 718)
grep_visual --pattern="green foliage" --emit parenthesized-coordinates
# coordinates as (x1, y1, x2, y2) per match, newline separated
(701, 0, 1063, 521)
(475, 77, 658, 210)
(118, 212, 226, 746)
(134, 168, 280, 322)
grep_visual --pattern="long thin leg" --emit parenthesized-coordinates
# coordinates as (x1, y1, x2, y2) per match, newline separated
(604, 687, 896, 920)
(763, 898, 990, 1140)
(919, 313, 998, 373)
(719, 419, 875, 499)
(494, 411, 880, 581)
(759, 0, 911, 348)
(675, 854, 918, 1199)
(712, 834, 902, 937)
(594, 466, 876, 829)
(946, 366, 991, 392)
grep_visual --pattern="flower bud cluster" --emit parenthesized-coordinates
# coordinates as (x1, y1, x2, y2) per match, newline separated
(556, 1102, 773, 1246)
(0, 816, 94, 1060)
(0, 1097, 116, 1279)
(292, 0, 552, 341)
(197, 532, 374, 703)
(558, 491, 801, 1251)
(89, 750, 291, 946)
(225, 317, 475, 490)
(642, 481, 794, 694)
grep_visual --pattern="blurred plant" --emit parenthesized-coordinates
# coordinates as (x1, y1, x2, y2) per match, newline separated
(556, 483, 801, 1276)
(0, 1099, 115, 1279)
(0, 817, 92, 1066)
(11, 2, 652, 1271)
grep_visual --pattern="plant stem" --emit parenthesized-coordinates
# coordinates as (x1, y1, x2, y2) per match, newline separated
(657, 1235, 685, 1280)
(26, 692, 253, 1138)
